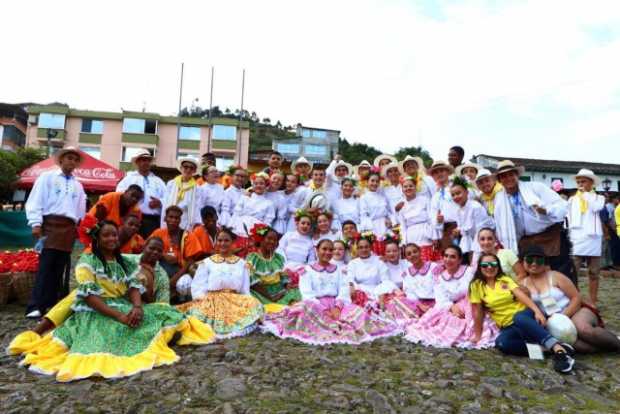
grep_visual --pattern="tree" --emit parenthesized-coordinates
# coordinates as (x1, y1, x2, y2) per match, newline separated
(394, 145, 433, 168)
(338, 138, 382, 165)
(0, 147, 46, 202)
(262, 118, 271, 125)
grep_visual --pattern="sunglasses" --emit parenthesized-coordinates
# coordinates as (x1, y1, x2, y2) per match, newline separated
(524, 256, 545, 265)
(480, 261, 499, 269)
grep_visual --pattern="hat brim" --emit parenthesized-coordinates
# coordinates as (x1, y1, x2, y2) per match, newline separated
(177, 158, 199, 172)
(55, 149, 83, 166)
(574, 174, 601, 186)
(373, 154, 397, 167)
(291, 159, 314, 172)
(495, 166, 525, 178)
(131, 154, 154, 164)
(399, 157, 426, 175)
(334, 162, 353, 176)
(381, 163, 404, 176)
(455, 163, 480, 177)
(428, 164, 455, 175)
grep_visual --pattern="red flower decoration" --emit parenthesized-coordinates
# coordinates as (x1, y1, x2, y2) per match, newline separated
(249, 223, 271, 244)
(286, 269, 300, 288)
(352, 289, 369, 307)
(78, 214, 99, 246)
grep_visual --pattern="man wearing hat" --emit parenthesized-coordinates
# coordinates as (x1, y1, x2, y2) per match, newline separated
(567, 169, 605, 304)
(291, 156, 313, 186)
(116, 149, 166, 238)
(25, 147, 87, 319)
(493, 160, 574, 285)
(399, 155, 435, 199)
(325, 154, 353, 206)
(475, 168, 503, 216)
(162, 157, 202, 230)
(428, 160, 458, 250)
(382, 161, 405, 215)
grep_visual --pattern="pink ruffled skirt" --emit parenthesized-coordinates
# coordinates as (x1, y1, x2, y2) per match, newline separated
(404, 297, 499, 349)
(261, 297, 399, 345)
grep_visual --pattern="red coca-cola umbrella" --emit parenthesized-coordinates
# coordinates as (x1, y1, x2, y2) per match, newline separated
(18, 150, 125, 192)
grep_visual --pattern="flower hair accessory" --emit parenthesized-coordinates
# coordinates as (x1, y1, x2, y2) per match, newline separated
(226, 164, 243, 176)
(370, 166, 381, 175)
(249, 223, 273, 244)
(78, 214, 100, 246)
(294, 209, 312, 222)
(451, 175, 470, 189)
(383, 226, 401, 244)
(358, 230, 376, 244)
(250, 171, 270, 184)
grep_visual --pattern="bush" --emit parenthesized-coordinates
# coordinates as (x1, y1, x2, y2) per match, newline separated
(0, 148, 46, 202)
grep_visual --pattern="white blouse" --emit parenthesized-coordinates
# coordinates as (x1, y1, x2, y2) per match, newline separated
(403, 262, 437, 301)
(398, 196, 433, 246)
(313, 230, 342, 246)
(285, 187, 310, 232)
(332, 197, 361, 230)
(433, 265, 475, 309)
(360, 190, 392, 234)
(299, 263, 351, 302)
(265, 190, 289, 234)
(455, 200, 495, 253)
(219, 185, 245, 227)
(200, 182, 225, 217)
(191, 256, 250, 299)
(277, 230, 315, 268)
(382, 184, 404, 217)
(384, 260, 409, 289)
(231, 193, 276, 237)
(347, 255, 392, 297)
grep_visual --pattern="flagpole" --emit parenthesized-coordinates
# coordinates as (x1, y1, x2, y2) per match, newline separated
(236, 68, 245, 165)
(207, 66, 214, 153)
(174, 62, 184, 162)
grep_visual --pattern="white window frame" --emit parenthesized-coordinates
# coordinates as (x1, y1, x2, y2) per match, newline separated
(39, 113, 66, 129)
(212, 125, 236, 141)
(276, 143, 300, 154)
(81, 119, 104, 134)
(304, 144, 327, 156)
(123, 118, 158, 134)
(80, 146, 101, 159)
(179, 125, 201, 141)
(216, 157, 234, 171)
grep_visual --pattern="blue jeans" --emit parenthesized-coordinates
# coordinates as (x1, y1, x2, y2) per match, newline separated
(495, 309, 558, 356)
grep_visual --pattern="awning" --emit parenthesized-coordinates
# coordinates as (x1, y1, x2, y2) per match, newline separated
(18, 150, 125, 192)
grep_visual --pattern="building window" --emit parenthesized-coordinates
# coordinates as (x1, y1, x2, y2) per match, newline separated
(551, 177, 563, 183)
(276, 143, 300, 154)
(179, 126, 201, 141)
(80, 146, 101, 159)
(312, 130, 327, 139)
(304, 144, 327, 156)
(216, 157, 234, 171)
(39, 113, 66, 129)
(519, 176, 532, 182)
(301, 129, 311, 138)
(213, 125, 236, 141)
(123, 146, 154, 162)
(122, 118, 157, 134)
(81, 119, 104, 134)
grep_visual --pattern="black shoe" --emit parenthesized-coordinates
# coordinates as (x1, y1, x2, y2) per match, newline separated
(559, 342, 575, 357)
(553, 351, 575, 374)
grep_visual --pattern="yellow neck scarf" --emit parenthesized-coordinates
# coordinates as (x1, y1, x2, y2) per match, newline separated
(174, 175, 196, 204)
(576, 190, 589, 214)
(481, 182, 503, 215)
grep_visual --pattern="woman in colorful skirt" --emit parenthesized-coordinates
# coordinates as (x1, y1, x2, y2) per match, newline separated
(331, 239, 349, 271)
(177, 227, 264, 338)
(8, 220, 214, 382)
(278, 211, 315, 270)
(346, 233, 393, 305)
(245, 224, 302, 312)
(261, 239, 399, 345)
(404, 245, 499, 348)
(379, 243, 438, 327)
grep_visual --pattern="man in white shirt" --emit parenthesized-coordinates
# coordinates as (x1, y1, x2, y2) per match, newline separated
(428, 160, 458, 251)
(494, 160, 575, 285)
(25, 146, 86, 318)
(116, 149, 165, 238)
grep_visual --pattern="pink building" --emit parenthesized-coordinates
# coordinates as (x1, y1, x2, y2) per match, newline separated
(25, 104, 250, 170)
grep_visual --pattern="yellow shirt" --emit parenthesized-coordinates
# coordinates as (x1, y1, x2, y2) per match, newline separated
(615, 205, 620, 236)
(469, 275, 525, 328)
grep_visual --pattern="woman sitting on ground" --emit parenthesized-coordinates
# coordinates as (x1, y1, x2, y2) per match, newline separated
(469, 252, 576, 374)
(399, 243, 439, 318)
(246, 224, 301, 311)
(472, 227, 526, 280)
(8, 221, 214, 382)
(521, 246, 620, 354)
(261, 239, 398, 345)
(346, 233, 393, 304)
(177, 227, 264, 338)
(404, 245, 499, 348)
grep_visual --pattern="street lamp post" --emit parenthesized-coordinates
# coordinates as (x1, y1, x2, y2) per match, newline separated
(602, 178, 612, 192)
(46, 128, 58, 157)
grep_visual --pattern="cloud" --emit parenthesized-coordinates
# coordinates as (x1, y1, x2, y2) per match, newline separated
(2, 0, 620, 162)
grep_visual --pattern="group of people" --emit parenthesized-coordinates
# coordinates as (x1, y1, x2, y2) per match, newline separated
(9, 144, 620, 382)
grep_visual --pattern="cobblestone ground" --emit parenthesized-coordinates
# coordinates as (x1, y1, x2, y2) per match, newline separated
(1, 275, 619, 414)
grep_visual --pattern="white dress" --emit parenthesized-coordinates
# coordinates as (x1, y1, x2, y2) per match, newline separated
(220, 186, 245, 227)
(277, 231, 315, 269)
(429, 186, 459, 240)
(455, 200, 495, 254)
(360, 190, 392, 236)
(313, 230, 342, 247)
(265, 190, 288, 234)
(299, 263, 351, 302)
(190, 256, 250, 299)
(162, 179, 202, 230)
(382, 184, 404, 218)
(231, 193, 276, 237)
(398, 196, 433, 247)
(199, 182, 225, 217)
(384, 260, 409, 289)
(402, 262, 438, 301)
(567, 192, 605, 256)
(433, 266, 476, 309)
(332, 197, 361, 231)
(285, 187, 310, 232)
(347, 255, 394, 298)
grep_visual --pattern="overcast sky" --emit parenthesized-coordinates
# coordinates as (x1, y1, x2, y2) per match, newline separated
(4, 0, 620, 163)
